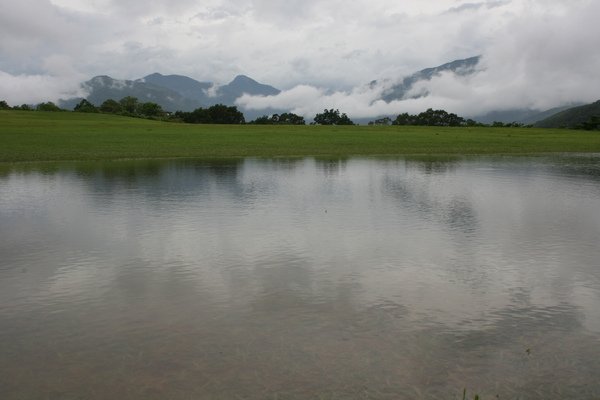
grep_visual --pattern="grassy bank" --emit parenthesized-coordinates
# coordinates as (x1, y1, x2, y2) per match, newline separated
(2, 110, 600, 162)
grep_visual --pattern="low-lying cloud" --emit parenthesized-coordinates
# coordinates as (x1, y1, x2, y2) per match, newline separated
(0, 71, 87, 105)
(237, 0, 600, 120)
(1, 0, 599, 116)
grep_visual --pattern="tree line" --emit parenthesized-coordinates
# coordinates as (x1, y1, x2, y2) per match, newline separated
(576, 116, 600, 130)
(369, 108, 533, 128)
(5, 98, 595, 129)
(0, 98, 355, 125)
(1, 100, 65, 112)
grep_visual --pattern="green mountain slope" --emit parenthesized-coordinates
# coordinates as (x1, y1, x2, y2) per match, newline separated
(535, 100, 600, 128)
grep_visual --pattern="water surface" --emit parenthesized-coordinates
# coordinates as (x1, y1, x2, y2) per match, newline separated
(1, 156, 600, 399)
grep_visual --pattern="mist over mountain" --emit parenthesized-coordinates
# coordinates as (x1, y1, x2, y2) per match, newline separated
(140, 73, 280, 107)
(217, 75, 281, 104)
(3, 0, 600, 121)
(357, 56, 577, 124)
(60, 73, 281, 120)
(378, 56, 481, 102)
(58, 56, 591, 124)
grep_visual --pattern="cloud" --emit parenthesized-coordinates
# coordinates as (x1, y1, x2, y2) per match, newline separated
(236, 81, 435, 120)
(236, 0, 600, 120)
(1, 0, 599, 118)
(446, 1, 510, 14)
(0, 70, 87, 106)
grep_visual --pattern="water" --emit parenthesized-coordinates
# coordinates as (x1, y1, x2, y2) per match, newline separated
(1, 156, 600, 399)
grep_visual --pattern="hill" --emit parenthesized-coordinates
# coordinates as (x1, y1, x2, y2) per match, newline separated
(60, 74, 281, 117)
(474, 105, 579, 125)
(535, 100, 600, 128)
(60, 75, 202, 112)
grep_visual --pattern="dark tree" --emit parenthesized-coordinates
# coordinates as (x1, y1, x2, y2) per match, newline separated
(313, 109, 354, 125)
(175, 108, 211, 124)
(393, 109, 466, 127)
(446, 112, 465, 127)
(36, 102, 62, 111)
(0, 100, 10, 110)
(207, 104, 245, 124)
(119, 96, 139, 114)
(578, 116, 600, 130)
(99, 99, 123, 114)
(392, 113, 415, 126)
(74, 99, 99, 113)
(138, 102, 164, 117)
(249, 112, 305, 125)
(415, 109, 457, 126)
(277, 112, 305, 125)
(249, 115, 272, 124)
(172, 105, 244, 124)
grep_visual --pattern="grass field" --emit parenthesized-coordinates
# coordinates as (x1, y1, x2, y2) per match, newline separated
(2, 110, 600, 163)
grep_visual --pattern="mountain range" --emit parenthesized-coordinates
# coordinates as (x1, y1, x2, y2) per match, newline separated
(60, 73, 281, 120)
(60, 57, 595, 125)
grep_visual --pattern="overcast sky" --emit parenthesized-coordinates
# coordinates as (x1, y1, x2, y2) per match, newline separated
(1, 0, 599, 117)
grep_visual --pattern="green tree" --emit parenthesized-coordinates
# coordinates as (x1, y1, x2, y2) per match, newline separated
(174, 106, 244, 124)
(175, 108, 211, 123)
(138, 102, 164, 117)
(415, 109, 460, 126)
(0, 100, 10, 110)
(446, 112, 465, 127)
(249, 112, 305, 125)
(249, 115, 272, 124)
(74, 99, 99, 113)
(313, 109, 354, 125)
(578, 116, 600, 130)
(119, 96, 139, 114)
(393, 109, 466, 126)
(392, 113, 415, 126)
(278, 112, 305, 125)
(207, 104, 245, 124)
(99, 99, 123, 114)
(36, 102, 62, 111)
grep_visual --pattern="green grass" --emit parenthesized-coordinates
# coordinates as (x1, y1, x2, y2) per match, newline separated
(2, 110, 600, 163)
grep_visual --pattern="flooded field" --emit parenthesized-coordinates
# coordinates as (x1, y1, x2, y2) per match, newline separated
(1, 155, 600, 399)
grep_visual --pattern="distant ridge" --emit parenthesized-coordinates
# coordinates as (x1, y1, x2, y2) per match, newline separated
(474, 105, 579, 125)
(535, 100, 600, 128)
(216, 75, 281, 105)
(141, 73, 212, 103)
(375, 56, 584, 124)
(380, 56, 481, 102)
(60, 73, 281, 117)
(58, 57, 592, 124)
